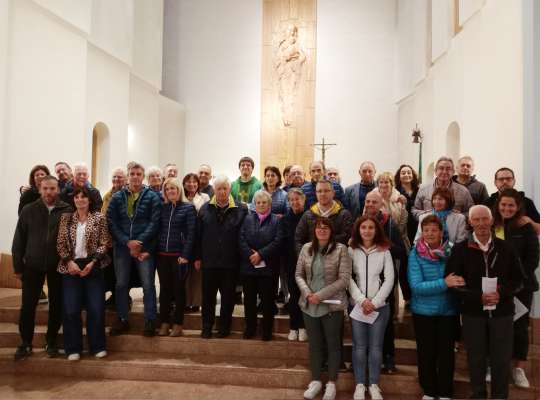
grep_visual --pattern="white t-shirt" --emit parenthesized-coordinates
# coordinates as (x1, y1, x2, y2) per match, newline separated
(74, 221, 88, 259)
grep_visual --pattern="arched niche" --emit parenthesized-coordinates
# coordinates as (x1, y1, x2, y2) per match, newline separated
(426, 162, 435, 181)
(446, 121, 461, 163)
(91, 122, 110, 192)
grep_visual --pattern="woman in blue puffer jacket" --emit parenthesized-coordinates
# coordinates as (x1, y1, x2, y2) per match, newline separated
(156, 178, 197, 337)
(408, 214, 465, 400)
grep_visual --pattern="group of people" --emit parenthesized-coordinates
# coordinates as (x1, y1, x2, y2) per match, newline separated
(11, 154, 540, 400)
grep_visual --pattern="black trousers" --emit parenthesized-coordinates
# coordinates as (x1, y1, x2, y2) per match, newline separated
(462, 314, 513, 399)
(514, 290, 533, 361)
(287, 272, 304, 330)
(157, 255, 189, 325)
(243, 275, 274, 335)
(19, 269, 62, 346)
(201, 268, 237, 334)
(413, 314, 457, 398)
(383, 290, 395, 366)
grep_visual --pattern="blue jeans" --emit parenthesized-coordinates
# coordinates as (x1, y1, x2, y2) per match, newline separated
(351, 303, 390, 385)
(62, 267, 106, 355)
(114, 247, 157, 321)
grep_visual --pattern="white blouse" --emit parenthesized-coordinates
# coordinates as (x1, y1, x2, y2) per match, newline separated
(74, 221, 88, 259)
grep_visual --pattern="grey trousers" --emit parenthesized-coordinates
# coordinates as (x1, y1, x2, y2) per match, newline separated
(462, 314, 513, 399)
(303, 311, 344, 381)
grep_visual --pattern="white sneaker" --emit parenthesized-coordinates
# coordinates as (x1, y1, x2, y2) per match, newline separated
(368, 384, 383, 400)
(422, 396, 435, 400)
(353, 383, 366, 400)
(298, 328, 308, 342)
(486, 366, 491, 383)
(288, 330, 298, 341)
(322, 382, 336, 400)
(303, 380, 322, 400)
(513, 367, 530, 388)
(67, 353, 80, 361)
(95, 351, 107, 359)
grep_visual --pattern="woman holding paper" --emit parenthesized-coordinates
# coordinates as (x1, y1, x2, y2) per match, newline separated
(408, 215, 462, 400)
(348, 215, 394, 400)
(295, 217, 351, 400)
(493, 188, 539, 388)
(239, 191, 283, 341)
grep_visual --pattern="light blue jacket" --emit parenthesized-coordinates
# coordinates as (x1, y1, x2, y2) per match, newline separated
(407, 247, 458, 316)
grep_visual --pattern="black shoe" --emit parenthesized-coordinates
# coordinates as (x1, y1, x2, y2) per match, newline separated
(261, 332, 272, 341)
(128, 296, 133, 311)
(276, 291, 285, 304)
(243, 330, 256, 340)
(110, 319, 129, 336)
(280, 302, 289, 315)
(105, 295, 116, 310)
(235, 292, 243, 305)
(38, 290, 48, 305)
(191, 306, 200, 313)
(14, 344, 32, 361)
(143, 320, 156, 337)
(216, 331, 230, 339)
(45, 343, 59, 358)
(201, 329, 212, 339)
(381, 365, 398, 374)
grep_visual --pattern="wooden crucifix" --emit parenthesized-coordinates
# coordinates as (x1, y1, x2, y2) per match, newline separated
(311, 137, 337, 164)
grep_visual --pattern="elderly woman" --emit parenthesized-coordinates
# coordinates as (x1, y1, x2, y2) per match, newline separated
(408, 215, 462, 399)
(156, 178, 197, 337)
(282, 188, 307, 341)
(493, 188, 539, 388)
(57, 187, 111, 360)
(414, 188, 468, 245)
(240, 190, 283, 341)
(18, 164, 50, 215)
(182, 173, 210, 313)
(296, 217, 352, 400)
(395, 164, 420, 245)
(147, 166, 164, 200)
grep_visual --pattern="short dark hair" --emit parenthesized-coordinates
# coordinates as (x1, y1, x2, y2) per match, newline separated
(40, 175, 59, 185)
(394, 164, 419, 192)
(263, 166, 282, 188)
(72, 186, 94, 210)
(238, 156, 255, 169)
(283, 165, 292, 176)
(350, 216, 390, 249)
(309, 217, 337, 255)
(493, 188, 524, 228)
(494, 167, 515, 180)
(182, 173, 200, 193)
(432, 187, 455, 210)
(29, 165, 51, 188)
(316, 179, 334, 191)
(421, 214, 443, 231)
(54, 161, 71, 170)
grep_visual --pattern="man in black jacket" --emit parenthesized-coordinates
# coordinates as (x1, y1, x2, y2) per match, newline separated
(446, 205, 523, 399)
(195, 175, 248, 339)
(60, 163, 103, 212)
(11, 176, 72, 360)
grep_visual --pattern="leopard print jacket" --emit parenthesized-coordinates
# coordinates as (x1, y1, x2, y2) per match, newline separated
(57, 211, 112, 274)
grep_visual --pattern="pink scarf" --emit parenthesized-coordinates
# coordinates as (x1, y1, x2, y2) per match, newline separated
(256, 210, 271, 224)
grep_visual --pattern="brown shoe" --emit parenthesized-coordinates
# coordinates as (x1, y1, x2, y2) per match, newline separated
(169, 324, 183, 337)
(158, 323, 170, 336)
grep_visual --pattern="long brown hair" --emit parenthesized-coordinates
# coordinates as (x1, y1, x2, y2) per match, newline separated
(493, 188, 524, 229)
(350, 215, 390, 249)
(309, 217, 337, 255)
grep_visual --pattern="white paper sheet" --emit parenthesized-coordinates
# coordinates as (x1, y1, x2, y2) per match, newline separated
(254, 260, 266, 269)
(322, 299, 341, 305)
(349, 303, 379, 324)
(482, 277, 498, 311)
(514, 297, 528, 322)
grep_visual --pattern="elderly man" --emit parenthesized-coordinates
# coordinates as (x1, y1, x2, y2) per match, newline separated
(163, 163, 178, 179)
(363, 191, 407, 374)
(446, 205, 523, 399)
(485, 167, 540, 234)
(343, 161, 377, 221)
(283, 164, 307, 192)
(198, 164, 214, 198)
(327, 167, 341, 184)
(295, 179, 352, 254)
(12, 176, 72, 360)
(195, 175, 248, 338)
(54, 161, 73, 191)
(231, 156, 262, 204)
(413, 156, 473, 219)
(452, 156, 489, 205)
(107, 162, 162, 337)
(60, 163, 103, 212)
(301, 161, 344, 208)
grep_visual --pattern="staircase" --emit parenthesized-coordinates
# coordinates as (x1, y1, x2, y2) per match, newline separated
(0, 288, 537, 399)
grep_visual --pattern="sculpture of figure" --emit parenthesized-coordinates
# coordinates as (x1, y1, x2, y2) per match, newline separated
(274, 24, 306, 127)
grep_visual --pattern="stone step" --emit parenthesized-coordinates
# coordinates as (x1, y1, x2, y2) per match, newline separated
(0, 348, 536, 399)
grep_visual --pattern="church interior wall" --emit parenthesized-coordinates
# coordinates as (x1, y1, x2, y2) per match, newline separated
(397, 0, 523, 193)
(315, 0, 398, 187)
(158, 95, 185, 174)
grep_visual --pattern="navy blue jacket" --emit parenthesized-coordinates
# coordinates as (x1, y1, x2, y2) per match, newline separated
(107, 186, 162, 252)
(61, 181, 103, 213)
(158, 201, 197, 260)
(281, 208, 304, 273)
(239, 212, 283, 277)
(301, 180, 344, 208)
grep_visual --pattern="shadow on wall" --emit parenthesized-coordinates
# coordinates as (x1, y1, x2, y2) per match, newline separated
(92, 122, 110, 193)
(446, 121, 461, 163)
